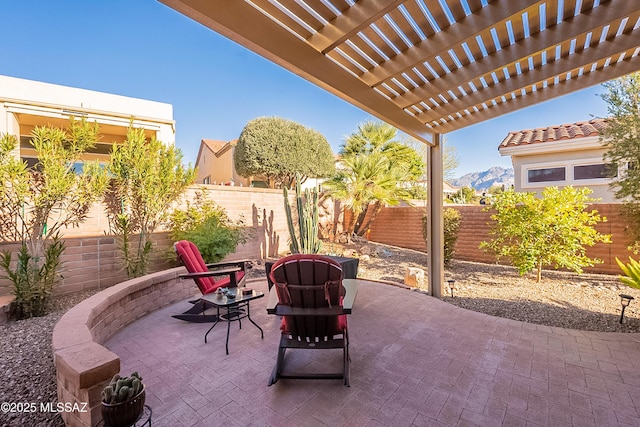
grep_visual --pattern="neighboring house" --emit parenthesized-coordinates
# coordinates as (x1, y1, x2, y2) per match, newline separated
(498, 119, 621, 203)
(195, 138, 331, 189)
(443, 180, 460, 197)
(195, 138, 257, 186)
(0, 75, 175, 168)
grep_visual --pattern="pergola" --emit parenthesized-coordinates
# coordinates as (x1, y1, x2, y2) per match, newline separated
(160, 0, 640, 296)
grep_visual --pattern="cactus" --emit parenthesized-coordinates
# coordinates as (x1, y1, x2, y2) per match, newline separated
(102, 372, 144, 404)
(284, 174, 321, 254)
(101, 386, 113, 404)
(117, 386, 130, 402)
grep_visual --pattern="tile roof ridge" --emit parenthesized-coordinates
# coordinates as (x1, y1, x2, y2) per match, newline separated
(499, 118, 609, 149)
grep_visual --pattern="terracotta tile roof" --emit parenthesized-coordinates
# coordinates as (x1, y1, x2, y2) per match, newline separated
(499, 118, 608, 149)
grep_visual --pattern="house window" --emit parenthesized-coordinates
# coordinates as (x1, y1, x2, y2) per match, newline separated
(527, 167, 566, 183)
(574, 163, 616, 180)
(203, 176, 211, 185)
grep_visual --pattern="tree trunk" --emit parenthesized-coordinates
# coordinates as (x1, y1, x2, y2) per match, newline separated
(353, 208, 368, 236)
(356, 202, 383, 237)
(343, 208, 357, 242)
(536, 261, 542, 283)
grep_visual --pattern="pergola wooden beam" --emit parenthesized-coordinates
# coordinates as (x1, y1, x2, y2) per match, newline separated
(389, 0, 640, 110)
(309, 0, 406, 54)
(160, 0, 435, 145)
(414, 35, 639, 123)
(361, 0, 542, 86)
(160, 0, 640, 137)
(160, 0, 640, 298)
(426, 53, 640, 133)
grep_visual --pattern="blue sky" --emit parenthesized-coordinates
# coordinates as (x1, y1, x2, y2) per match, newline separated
(1, 1, 610, 176)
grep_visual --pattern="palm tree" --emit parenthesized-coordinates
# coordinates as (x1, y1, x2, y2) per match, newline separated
(325, 121, 425, 237)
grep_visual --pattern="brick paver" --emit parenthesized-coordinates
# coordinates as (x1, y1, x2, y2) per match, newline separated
(106, 279, 640, 426)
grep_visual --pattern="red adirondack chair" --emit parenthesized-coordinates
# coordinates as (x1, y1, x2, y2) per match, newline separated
(173, 240, 247, 322)
(267, 254, 352, 386)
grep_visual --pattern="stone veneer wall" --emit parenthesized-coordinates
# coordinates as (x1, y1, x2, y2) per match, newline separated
(367, 203, 634, 275)
(51, 267, 193, 427)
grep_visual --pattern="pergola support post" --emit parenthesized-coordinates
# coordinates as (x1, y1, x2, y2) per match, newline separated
(426, 133, 444, 297)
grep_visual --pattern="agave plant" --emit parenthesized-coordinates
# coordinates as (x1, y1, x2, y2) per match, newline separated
(616, 257, 640, 289)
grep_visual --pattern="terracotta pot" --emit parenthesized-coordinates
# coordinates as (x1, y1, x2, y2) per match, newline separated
(101, 386, 145, 427)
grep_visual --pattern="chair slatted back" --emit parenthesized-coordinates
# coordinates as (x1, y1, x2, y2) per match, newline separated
(174, 240, 216, 294)
(269, 254, 344, 339)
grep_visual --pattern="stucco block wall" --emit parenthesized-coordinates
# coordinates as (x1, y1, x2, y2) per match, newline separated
(0, 186, 289, 297)
(368, 204, 634, 275)
(367, 207, 427, 252)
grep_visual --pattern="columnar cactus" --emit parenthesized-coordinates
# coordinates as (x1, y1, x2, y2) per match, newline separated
(283, 175, 321, 254)
(101, 372, 144, 404)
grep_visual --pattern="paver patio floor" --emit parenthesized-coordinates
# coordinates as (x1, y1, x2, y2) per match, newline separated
(106, 278, 640, 426)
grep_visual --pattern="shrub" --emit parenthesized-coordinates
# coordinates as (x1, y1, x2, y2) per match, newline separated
(0, 235, 65, 318)
(480, 186, 611, 282)
(0, 120, 108, 318)
(234, 117, 335, 188)
(169, 191, 249, 263)
(106, 125, 195, 277)
(449, 187, 477, 204)
(616, 257, 640, 290)
(422, 207, 461, 267)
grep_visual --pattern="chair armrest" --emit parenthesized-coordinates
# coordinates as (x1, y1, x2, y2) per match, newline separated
(205, 260, 248, 270)
(179, 267, 241, 280)
(266, 279, 359, 315)
(273, 306, 348, 316)
(341, 279, 359, 313)
(266, 286, 279, 314)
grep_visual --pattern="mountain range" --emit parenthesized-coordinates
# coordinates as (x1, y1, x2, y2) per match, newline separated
(451, 166, 514, 191)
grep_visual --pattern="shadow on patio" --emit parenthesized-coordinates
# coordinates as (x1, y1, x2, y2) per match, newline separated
(107, 278, 640, 426)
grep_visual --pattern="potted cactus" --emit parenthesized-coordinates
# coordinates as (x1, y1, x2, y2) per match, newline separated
(101, 371, 145, 427)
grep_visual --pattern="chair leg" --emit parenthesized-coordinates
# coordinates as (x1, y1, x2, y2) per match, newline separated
(269, 342, 287, 386)
(172, 300, 219, 323)
(344, 331, 350, 387)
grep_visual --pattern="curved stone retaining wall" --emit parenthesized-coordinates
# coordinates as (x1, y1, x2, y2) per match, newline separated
(52, 267, 193, 427)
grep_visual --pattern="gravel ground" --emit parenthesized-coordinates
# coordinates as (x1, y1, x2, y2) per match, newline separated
(2, 244, 638, 426)
(0, 290, 98, 427)
(351, 242, 640, 333)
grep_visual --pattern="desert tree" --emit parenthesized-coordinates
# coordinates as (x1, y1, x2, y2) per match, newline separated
(600, 72, 640, 252)
(234, 117, 335, 188)
(480, 186, 611, 283)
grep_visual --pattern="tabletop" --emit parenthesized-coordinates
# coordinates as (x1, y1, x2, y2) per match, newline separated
(201, 287, 264, 307)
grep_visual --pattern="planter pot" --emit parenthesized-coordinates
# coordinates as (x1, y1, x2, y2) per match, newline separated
(101, 386, 145, 427)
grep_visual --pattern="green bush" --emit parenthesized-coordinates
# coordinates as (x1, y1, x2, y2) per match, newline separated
(0, 235, 65, 318)
(422, 207, 461, 267)
(449, 187, 477, 204)
(480, 186, 611, 282)
(616, 257, 640, 290)
(0, 120, 108, 319)
(106, 125, 195, 278)
(169, 191, 249, 263)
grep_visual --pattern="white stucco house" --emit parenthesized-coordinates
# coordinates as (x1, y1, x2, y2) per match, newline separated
(0, 75, 175, 167)
(498, 119, 623, 203)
